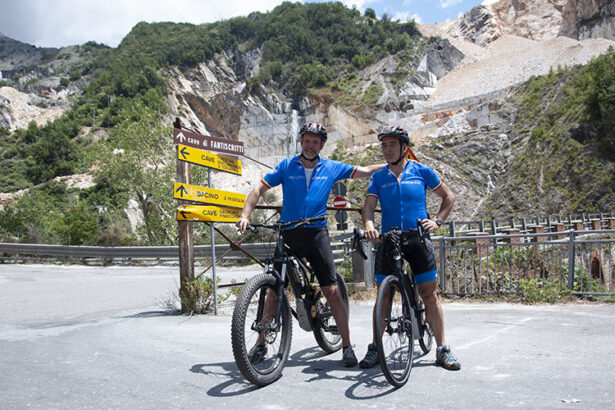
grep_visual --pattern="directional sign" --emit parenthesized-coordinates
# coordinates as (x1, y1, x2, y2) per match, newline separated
(174, 183, 245, 208)
(174, 128, 244, 156)
(333, 196, 347, 208)
(176, 204, 242, 223)
(177, 144, 242, 175)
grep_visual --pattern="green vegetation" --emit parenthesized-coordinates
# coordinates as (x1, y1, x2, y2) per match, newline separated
(478, 50, 615, 216)
(0, 104, 174, 246)
(330, 140, 388, 228)
(88, 103, 176, 245)
(179, 273, 222, 314)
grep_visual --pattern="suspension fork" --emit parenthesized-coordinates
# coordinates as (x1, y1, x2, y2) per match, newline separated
(273, 259, 288, 328)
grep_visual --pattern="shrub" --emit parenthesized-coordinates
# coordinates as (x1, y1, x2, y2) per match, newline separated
(179, 274, 229, 314)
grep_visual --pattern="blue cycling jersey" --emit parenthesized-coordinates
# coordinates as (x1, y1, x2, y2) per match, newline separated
(366, 160, 442, 232)
(262, 155, 356, 228)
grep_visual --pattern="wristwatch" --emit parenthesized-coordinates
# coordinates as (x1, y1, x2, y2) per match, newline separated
(435, 219, 443, 227)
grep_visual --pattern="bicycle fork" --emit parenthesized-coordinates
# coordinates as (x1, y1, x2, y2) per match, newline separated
(252, 258, 287, 334)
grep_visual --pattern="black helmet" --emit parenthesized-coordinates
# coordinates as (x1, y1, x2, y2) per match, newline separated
(299, 122, 327, 142)
(377, 125, 409, 146)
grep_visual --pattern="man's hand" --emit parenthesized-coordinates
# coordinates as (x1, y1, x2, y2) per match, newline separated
(420, 218, 439, 233)
(364, 226, 380, 241)
(236, 216, 250, 233)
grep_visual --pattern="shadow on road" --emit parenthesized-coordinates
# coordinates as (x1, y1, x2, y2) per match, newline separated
(191, 345, 438, 399)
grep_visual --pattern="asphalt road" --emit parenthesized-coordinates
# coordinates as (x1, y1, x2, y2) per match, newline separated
(1, 264, 613, 409)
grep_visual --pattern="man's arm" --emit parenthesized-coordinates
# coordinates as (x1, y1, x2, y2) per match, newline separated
(420, 183, 455, 233)
(352, 163, 386, 179)
(236, 180, 270, 232)
(361, 195, 380, 241)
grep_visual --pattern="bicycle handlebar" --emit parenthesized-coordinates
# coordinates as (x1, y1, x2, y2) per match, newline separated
(352, 219, 427, 260)
(247, 216, 327, 233)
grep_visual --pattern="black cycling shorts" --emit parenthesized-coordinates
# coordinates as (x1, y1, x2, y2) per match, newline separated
(281, 227, 338, 287)
(374, 230, 438, 285)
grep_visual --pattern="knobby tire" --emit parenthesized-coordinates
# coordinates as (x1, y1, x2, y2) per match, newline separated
(231, 273, 292, 387)
(312, 272, 349, 353)
(418, 300, 434, 354)
(375, 275, 414, 387)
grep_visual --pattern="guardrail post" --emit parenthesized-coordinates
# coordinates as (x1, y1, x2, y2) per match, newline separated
(351, 240, 375, 288)
(567, 230, 575, 291)
(449, 221, 456, 238)
(439, 237, 446, 293)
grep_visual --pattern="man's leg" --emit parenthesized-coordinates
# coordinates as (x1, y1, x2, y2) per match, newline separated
(321, 284, 357, 367)
(417, 279, 445, 346)
(418, 279, 460, 370)
(321, 284, 350, 346)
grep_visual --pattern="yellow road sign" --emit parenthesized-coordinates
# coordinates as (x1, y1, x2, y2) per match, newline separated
(177, 144, 242, 175)
(173, 183, 245, 208)
(177, 204, 242, 223)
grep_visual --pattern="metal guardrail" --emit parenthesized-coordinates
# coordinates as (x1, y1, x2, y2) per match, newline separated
(446, 212, 614, 237)
(0, 242, 346, 263)
(432, 229, 615, 297)
(3, 229, 613, 297)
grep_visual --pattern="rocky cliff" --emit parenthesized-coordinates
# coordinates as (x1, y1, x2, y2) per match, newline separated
(1, 0, 614, 223)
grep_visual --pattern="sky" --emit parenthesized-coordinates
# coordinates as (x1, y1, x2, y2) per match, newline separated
(0, 0, 488, 49)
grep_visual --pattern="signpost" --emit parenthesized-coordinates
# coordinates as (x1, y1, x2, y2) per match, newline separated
(335, 209, 348, 231)
(177, 204, 242, 223)
(332, 181, 346, 196)
(333, 196, 347, 208)
(173, 122, 246, 316)
(174, 128, 244, 156)
(177, 144, 242, 175)
(174, 183, 245, 208)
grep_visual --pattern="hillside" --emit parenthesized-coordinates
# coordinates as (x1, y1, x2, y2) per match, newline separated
(0, 0, 614, 246)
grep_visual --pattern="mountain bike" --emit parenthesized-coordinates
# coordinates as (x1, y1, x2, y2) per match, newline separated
(231, 216, 349, 387)
(353, 223, 434, 387)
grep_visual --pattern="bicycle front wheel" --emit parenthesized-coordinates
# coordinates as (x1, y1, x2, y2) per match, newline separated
(375, 275, 414, 387)
(313, 272, 349, 353)
(231, 273, 292, 387)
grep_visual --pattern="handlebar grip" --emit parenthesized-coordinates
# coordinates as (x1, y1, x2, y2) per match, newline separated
(352, 228, 368, 260)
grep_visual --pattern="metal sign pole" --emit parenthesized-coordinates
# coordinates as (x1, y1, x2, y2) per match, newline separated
(208, 168, 218, 315)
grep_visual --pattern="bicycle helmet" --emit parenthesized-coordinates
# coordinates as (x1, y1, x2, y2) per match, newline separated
(299, 122, 327, 142)
(377, 125, 409, 146)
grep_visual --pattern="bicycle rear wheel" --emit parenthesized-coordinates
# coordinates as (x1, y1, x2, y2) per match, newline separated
(231, 273, 292, 386)
(313, 272, 349, 353)
(418, 300, 434, 354)
(375, 275, 413, 387)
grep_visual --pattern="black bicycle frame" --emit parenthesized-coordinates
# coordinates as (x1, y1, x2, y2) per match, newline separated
(251, 217, 325, 332)
(385, 227, 425, 339)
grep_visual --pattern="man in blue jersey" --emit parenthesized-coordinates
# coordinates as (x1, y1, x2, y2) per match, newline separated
(359, 125, 460, 371)
(236, 122, 385, 367)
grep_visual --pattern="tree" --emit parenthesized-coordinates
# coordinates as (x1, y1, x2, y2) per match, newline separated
(91, 103, 177, 245)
